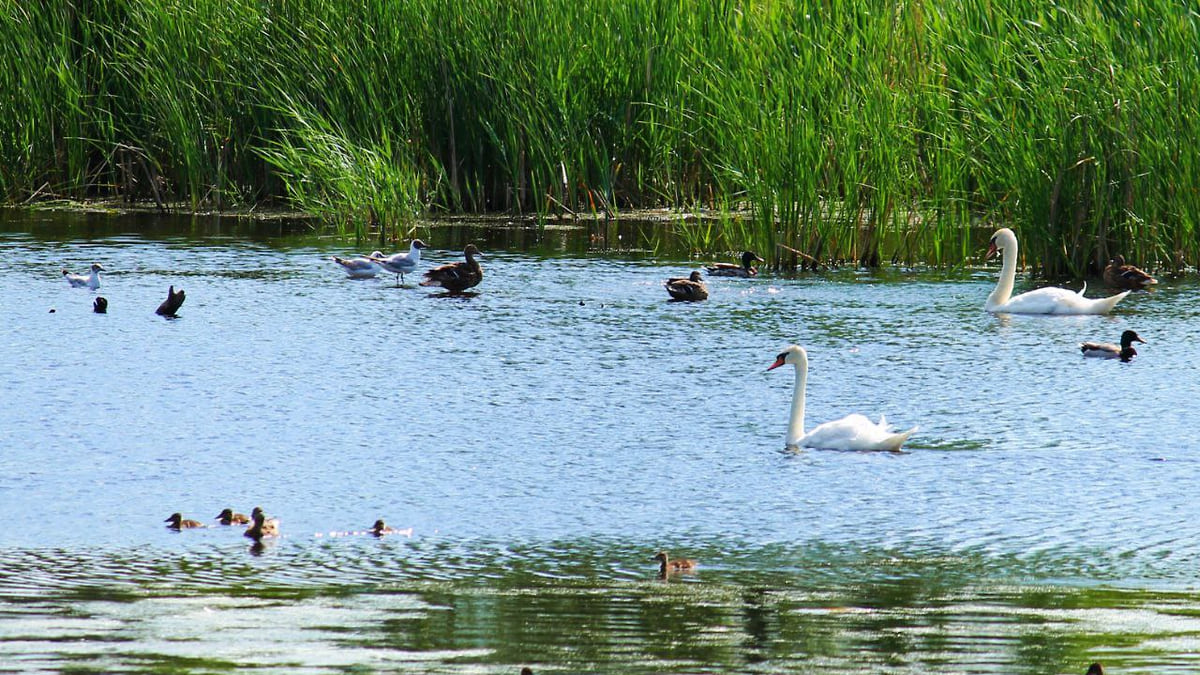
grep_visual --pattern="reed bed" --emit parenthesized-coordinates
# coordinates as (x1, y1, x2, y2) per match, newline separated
(2, 1, 1198, 272)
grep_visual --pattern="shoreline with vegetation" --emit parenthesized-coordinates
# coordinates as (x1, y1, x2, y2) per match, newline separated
(3, 2, 1197, 273)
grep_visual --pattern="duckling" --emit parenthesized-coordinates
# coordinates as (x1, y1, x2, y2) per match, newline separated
(244, 507, 279, 542)
(1104, 254, 1157, 290)
(1086, 664, 1104, 675)
(1080, 329, 1145, 362)
(653, 551, 697, 577)
(155, 285, 186, 317)
(420, 243, 483, 293)
(165, 512, 204, 530)
(216, 508, 250, 525)
(331, 250, 385, 279)
(705, 250, 764, 277)
(370, 519, 412, 537)
(93, 297, 108, 314)
(64, 263, 104, 289)
(665, 271, 708, 301)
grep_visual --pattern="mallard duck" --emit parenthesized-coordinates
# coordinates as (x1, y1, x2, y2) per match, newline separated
(665, 271, 708, 301)
(1081, 329, 1145, 362)
(93, 297, 108, 314)
(155, 285, 186, 317)
(420, 243, 483, 293)
(216, 508, 250, 525)
(705, 250, 764, 277)
(64, 263, 104, 289)
(1104, 254, 1157, 290)
(165, 512, 204, 530)
(244, 507, 279, 541)
(1085, 664, 1104, 675)
(331, 250, 385, 279)
(370, 519, 412, 537)
(370, 240, 429, 286)
(653, 551, 697, 577)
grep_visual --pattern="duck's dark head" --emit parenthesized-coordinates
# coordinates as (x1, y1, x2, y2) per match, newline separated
(165, 513, 182, 524)
(741, 250, 764, 268)
(1120, 330, 1146, 348)
(372, 519, 387, 532)
(463, 243, 482, 258)
(1109, 254, 1126, 266)
(93, 297, 107, 313)
(689, 271, 704, 282)
(652, 551, 668, 563)
(216, 508, 233, 520)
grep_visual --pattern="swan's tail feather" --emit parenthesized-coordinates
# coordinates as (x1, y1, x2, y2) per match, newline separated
(1078, 280, 1088, 296)
(882, 425, 918, 452)
(1094, 290, 1131, 314)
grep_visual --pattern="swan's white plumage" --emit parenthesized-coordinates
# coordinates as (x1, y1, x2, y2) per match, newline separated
(769, 345, 916, 452)
(985, 228, 1128, 315)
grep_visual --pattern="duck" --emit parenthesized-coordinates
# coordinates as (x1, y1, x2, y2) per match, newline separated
(665, 270, 708, 301)
(244, 507, 279, 541)
(653, 551, 697, 577)
(63, 263, 104, 289)
(1081, 329, 1145, 362)
(216, 508, 250, 525)
(420, 243, 483, 293)
(370, 240, 429, 286)
(155, 285, 186, 317)
(93, 297, 108, 314)
(705, 250, 764, 277)
(165, 512, 204, 530)
(370, 519, 412, 537)
(768, 345, 917, 451)
(985, 228, 1128, 314)
(1086, 664, 1104, 675)
(331, 250, 385, 279)
(1104, 254, 1157, 290)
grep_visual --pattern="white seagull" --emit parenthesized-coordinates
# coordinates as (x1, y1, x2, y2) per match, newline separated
(63, 263, 104, 289)
(370, 240, 428, 286)
(331, 251, 385, 279)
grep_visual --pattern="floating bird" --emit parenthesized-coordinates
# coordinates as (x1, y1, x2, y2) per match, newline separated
(155, 285, 186, 317)
(370, 240, 428, 286)
(244, 507, 279, 542)
(1104, 254, 1157, 290)
(421, 243, 484, 293)
(331, 250, 385, 279)
(370, 519, 412, 537)
(768, 345, 917, 451)
(665, 270, 708, 301)
(63, 263, 104, 289)
(653, 551, 697, 578)
(93, 297, 107, 314)
(705, 250, 764, 277)
(986, 228, 1128, 314)
(1086, 664, 1104, 675)
(216, 508, 250, 525)
(165, 512, 204, 530)
(1081, 329, 1145, 362)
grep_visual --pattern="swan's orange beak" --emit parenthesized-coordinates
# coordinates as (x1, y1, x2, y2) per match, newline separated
(767, 356, 786, 371)
(985, 241, 998, 259)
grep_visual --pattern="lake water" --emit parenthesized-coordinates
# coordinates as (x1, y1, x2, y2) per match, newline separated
(2, 208, 1199, 674)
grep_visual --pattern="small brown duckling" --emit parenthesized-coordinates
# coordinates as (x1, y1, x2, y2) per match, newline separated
(1104, 254, 1157, 290)
(93, 297, 107, 314)
(216, 508, 250, 525)
(420, 243, 483, 293)
(665, 271, 708, 301)
(155, 285, 186, 317)
(244, 507, 279, 542)
(165, 512, 204, 530)
(1080, 329, 1145, 362)
(653, 551, 697, 577)
(705, 250, 764, 277)
(1086, 664, 1104, 675)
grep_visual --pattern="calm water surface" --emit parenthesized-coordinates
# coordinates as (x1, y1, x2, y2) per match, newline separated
(2, 209, 1200, 673)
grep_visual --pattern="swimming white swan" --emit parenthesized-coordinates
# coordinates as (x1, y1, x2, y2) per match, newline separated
(768, 345, 916, 452)
(63, 263, 104, 289)
(985, 228, 1128, 314)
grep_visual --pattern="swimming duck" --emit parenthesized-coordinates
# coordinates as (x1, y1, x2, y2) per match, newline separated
(370, 240, 429, 286)
(155, 285, 186, 317)
(244, 507, 279, 541)
(420, 243, 483, 293)
(1081, 329, 1145, 362)
(165, 512, 204, 530)
(985, 229, 1128, 314)
(93, 297, 108, 314)
(653, 551, 697, 577)
(1103, 254, 1157, 290)
(665, 270, 708, 301)
(705, 250, 764, 277)
(64, 263, 104, 290)
(216, 508, 250, 525)
(1085, 664, 1104, 675)
(331, 250, 385, 279)
(370, 519, 412, 537)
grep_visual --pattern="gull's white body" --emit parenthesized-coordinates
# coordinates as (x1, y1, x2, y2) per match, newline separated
(985, 228, 1128, 315)
(370, 240, 427, 285)
(769, 345, 916, 452)
(332, 250, 384, 278)
(64, 263, 103, 290)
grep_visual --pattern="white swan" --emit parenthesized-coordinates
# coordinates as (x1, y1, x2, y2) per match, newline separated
(768, 345, 916, 452)
(985, 228, 1128, 314)
(331, 250, 384, 279)
(63, 263, 103, 289)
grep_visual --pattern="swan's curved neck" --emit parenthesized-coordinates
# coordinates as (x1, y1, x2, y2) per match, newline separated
(986, 237, 1017, 311)
(787, 358, 808, 447)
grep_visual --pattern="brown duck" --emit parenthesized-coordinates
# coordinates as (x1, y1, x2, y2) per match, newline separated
(216, 508, 250, 525)
(155, 285, 186, 317)
(420, 243, 483, 293)
(1103, 254, 1157, 290)
(665, 271, 708, 301)
(653, 551, 697, 577)
(93, 297, 108, 314)
(165, 512, 204, 530)
(705, 250, 764, 277)
(244, 507, 279, 542)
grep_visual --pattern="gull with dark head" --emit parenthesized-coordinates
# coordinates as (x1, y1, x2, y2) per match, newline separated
(370, 240, 429, 286)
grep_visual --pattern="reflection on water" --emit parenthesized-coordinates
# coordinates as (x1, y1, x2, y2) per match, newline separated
(2, 208, 1200, 672)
